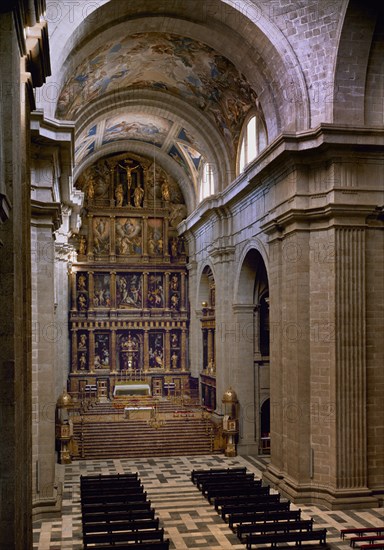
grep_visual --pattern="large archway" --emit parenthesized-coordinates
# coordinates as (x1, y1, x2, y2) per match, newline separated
(234, 247, 269, 455)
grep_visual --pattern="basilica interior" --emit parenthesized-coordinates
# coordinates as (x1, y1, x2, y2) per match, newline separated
(0, 1, 383, 549)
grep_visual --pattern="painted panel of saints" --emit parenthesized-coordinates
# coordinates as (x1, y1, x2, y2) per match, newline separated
(93, 273, 111, 307)
(116, 273, 142, 308)
(147, 219, 163, 256)
(149, 332, 164, 369)
(147, 273, 164, 308)
(95, 333, 110, 369)
(115, 217, 142, 255)
(93, 217, 110, 255)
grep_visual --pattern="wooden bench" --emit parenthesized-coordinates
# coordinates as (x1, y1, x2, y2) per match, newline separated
(197, 473, 256, 490)
(82, 500, 153, 515)
(191, 467, 247, 483)
(81, 491, 147, 505)
(213, 492, 278, 510)
(350, 536, 384, 547)
(341, 528, 384, 540)
(221, 499, 290, 521)
(229, 509, 302, 530)
(208, 487, 277, 505)
(81, 483, 143, 497)
(83, 528, 164, 548)
(81, 473, 139, 484)
(245, 528, 327, 549)
(237, 519, 313, 542)
(83, 517, 160, 535)
(360, 545, 384, 550)
(214, 487, 271, 510)
(223, 499, 291, 522)
(82, 509, 156, 525)
(86, 541, 170, 550)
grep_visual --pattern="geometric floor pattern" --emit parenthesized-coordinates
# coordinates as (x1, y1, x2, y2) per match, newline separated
(33, 454, 384, 550)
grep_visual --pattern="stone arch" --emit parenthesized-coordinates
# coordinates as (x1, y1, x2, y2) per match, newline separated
(234, 239, 269, 304)
(196, 262, 216, 311)
(333, 0, 379, 124)
(42, 0, 310, 138)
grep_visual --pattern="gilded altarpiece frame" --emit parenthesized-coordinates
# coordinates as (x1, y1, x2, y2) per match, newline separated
(68, 153, 189, 398)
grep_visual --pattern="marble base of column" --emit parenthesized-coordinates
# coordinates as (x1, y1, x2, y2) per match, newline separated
(263, 466, 379, 510)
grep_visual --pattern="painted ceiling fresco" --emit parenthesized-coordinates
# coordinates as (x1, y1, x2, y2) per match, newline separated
(57, 32, 258, 152)
(103, 114, 173, 146)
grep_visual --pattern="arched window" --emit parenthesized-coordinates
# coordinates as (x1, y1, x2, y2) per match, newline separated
(238, 113, 267, 173)
(199, 161, 214, 201)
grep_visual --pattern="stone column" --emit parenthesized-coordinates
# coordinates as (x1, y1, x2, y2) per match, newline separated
(111, 330, 117, 373)
(164, 329, 171, 370)
(164, 272, 170, 310)
(143, 329, 149, 371)
(88, 330, 95, 373)
(334, 228, 369, 492)
(181, 328, 187, 371)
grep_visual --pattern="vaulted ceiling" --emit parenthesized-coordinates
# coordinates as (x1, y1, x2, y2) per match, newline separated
(42, 0, 311, 211)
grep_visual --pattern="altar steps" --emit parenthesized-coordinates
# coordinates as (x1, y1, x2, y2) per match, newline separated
(72, 417, 213, 459)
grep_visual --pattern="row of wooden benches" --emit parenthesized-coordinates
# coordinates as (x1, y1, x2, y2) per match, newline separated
(340, 526, 384, 549)
(191, 467, 327, 549)
(80, 473, 170, 550)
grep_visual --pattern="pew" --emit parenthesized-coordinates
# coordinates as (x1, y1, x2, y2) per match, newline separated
(82, 517, 160, 535)
(83, 527, 164, 548)
(197, 473, 256, 490)
(221, 499, 290, 521)
(82, 509, 156, 525)
(228, 509, 302, 531)
(245, 528, 327, 549)
(81, 472, 139, 482)
(237, 519, 313, 542)
(191, 467, 247, 483)
(85, 541, 170, 550)
(81, 491, 147, 505)
(81, 483, 143, 497)
(82, 500, 153, 515)
(341, 528, 384, 540)
(214, 486, 271, 510)
(208, 487, 277, 505)
(350, 536, 384, 548)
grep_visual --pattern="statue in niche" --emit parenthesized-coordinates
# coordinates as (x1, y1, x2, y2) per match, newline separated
(115, 183, 124, 207)
(77, 273, 87, 291)
(161, 176, 170, 202)
(78, 333, 87, 350)
(170, 274, 179, 291)
(170, 238, 178, 257)
(171, 351, 178, 369)
(171, 333, 178, 348)
(134, 182, 144, 207)
(79, 352, 87, 370)
(170, 293, 179, 310)
(77, 293, 87, 311)
(86, 176, 95, 200)
(78, 235, 87, 255)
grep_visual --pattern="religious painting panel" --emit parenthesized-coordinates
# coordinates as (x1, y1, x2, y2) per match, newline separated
(93, 273, 111, 307)
(117, 331, 141, 371)
(147, 218, 163, 256)
(147, 273, 164, 308)
(149, 332, 164, 369)
(94, 333, 110, 369)
(93, 217, 110, 255)
(116, 273, 142, 308)
(115, 217, 142, 255)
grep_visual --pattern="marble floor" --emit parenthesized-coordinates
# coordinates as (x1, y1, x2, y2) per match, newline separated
(33, 454, 384, 550)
